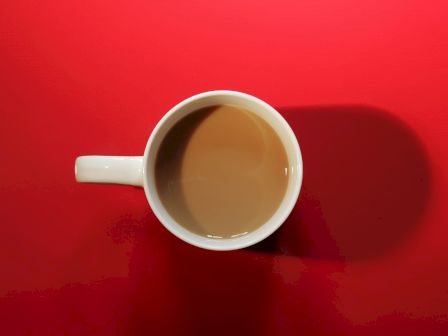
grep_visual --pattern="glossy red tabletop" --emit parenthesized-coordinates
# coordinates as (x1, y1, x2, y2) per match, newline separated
(1, 1, 447, 335)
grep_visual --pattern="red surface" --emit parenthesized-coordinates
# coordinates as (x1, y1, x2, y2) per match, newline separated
(1, 0, 447, 335)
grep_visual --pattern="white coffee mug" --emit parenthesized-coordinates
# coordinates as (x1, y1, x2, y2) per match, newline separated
(75, 90, 303, 250)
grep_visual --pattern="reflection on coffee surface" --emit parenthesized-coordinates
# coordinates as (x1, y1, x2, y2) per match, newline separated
(155, 105, 289, 238)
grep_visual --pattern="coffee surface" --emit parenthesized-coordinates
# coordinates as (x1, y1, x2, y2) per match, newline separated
(155, 105, 289, 238)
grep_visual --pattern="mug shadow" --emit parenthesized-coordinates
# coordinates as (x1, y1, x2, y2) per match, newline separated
(250, 105, 432, 261)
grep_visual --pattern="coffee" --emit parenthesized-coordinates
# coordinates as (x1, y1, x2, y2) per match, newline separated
(155, 104, 289, 239)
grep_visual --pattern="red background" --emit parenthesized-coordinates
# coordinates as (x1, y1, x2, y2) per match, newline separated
(1, 0, 447, 335)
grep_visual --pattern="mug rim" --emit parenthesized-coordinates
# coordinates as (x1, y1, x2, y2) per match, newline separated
(142, 90, 303, 250)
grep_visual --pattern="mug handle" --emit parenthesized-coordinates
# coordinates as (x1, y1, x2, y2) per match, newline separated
(75, 156, 144, 187)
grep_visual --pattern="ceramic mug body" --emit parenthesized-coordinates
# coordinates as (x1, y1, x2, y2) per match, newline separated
(75, 90, 303, 250)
